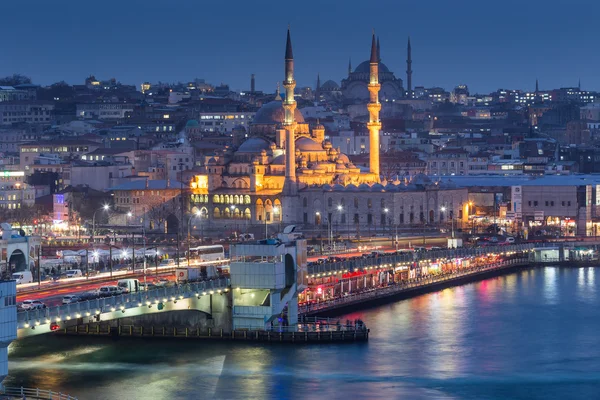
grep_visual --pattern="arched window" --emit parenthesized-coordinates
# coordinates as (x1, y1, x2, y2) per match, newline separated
(224, 208, 231, 218)
(256, 199, 264, 221)
(303, 197, 308, 207)
(341, 197, 345, 206)
(274, 199, 282, 222)
(219, 195, 224, 204)
(354, 197, 359, 208)
(367, 199, 372, 208)
(213, 207, 221, 219)
(381, 199, 385, 208)
(213, 195, 219, 203)
(244, 208, 251, 220)
(225, 195, 230, 204)
(244, 195, 251, 204)
(234, 195, 239, 204)
(328, 197, 333, 208)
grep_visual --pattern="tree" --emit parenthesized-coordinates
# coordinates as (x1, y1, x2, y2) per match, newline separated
(0, 74, 32, 86)
(146, 200, 180, 233)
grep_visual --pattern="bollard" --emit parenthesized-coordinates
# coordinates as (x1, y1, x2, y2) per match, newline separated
(151, 326, 154, 336)
(208, 327, 211, 337)
(220, 328, 223, 338)
(141, 326, 144, 336)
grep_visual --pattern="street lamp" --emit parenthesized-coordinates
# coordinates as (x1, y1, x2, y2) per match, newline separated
(338, 204, 350, 241)
(92, 204, 110, 244)
(384, 208, 391, 247)
(187, 209, 202, 265)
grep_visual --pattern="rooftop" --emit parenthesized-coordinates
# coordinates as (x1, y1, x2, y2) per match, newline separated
(440, 174, 600, 187)
(108, 179, 184, 191)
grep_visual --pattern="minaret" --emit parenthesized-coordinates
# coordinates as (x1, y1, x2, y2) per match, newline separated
(535, 78, 539, 94)
(406, 37, 413, 96)
(315, 73, 321, 103)
(348, 58, 352, 76)
(283, 27, 297, 194)
(251, 74, 255, 93)
(367, 32, 381, 180)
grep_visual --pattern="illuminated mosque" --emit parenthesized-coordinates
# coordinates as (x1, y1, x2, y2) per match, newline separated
(190, 30, 467, 232)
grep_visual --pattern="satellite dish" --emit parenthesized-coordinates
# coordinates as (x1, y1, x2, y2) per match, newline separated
(19, 229, 26, 237)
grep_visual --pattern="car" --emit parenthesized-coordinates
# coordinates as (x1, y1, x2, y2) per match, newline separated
(65, 269, 83, 278)
(62, 295, 81, 304)
(78, 291, 99, 301)
(505, 236, 516, 244)
(21, 300, 46, 310)
(97, 286, 123, 297)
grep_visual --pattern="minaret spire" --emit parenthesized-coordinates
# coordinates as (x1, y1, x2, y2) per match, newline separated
(406, 36, 413, 97)
(283, 27, 297, 194)
(535, 78, 539, 94)
(315, 73, 321, 103)
(367, 32, 381, 181)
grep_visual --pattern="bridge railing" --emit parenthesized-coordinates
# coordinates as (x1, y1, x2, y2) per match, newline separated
(1, 386, 78, 400)
(307, 243, 540, 275)
(300, 258, 528, 314)
(18, 277, 230, 325)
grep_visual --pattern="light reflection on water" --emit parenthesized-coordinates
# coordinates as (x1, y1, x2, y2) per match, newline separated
(6, 267, 600, 400)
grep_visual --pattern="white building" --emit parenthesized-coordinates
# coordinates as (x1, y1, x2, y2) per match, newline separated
(76, 103, 136, 120)
(229, 229, 307, 330)
(196, 112, 255, 133)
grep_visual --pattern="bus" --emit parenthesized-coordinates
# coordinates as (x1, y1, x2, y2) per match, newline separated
(188, 245, 225, 263)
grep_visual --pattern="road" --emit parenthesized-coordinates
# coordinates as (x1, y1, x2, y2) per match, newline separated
(17, 273, 176, 307)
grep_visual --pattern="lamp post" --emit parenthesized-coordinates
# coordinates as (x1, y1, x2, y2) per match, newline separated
(187, 209, 201, 266)
(316, 211, 322, 254)
(384, 208, 391, 247)
(92, 204, 110, 244)
(337, 205, 349, 241)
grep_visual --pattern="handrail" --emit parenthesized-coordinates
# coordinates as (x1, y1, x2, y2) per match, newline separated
(1, 386, 78, 400)
(17, 277, 231, 325)
(300, 258, 529, 314)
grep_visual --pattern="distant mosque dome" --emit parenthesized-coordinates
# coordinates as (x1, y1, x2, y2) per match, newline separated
(252, 100, 305, 126)
(186, 119, 199, 127)
(353, 60, 391, 74)
(321, 80, 340, 91)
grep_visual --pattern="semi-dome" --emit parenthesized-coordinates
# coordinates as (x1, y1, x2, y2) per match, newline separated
(354, 60, 391, 74)
(345, 184, 358, 191)
(358, 183, 371, 191)
(186, 119, 199, 127)
(322, 184, 333, 191)
(237, 137, 270, 153)
(332, 184, 345, 191)
(252, 100, 305, 125)
(384, 183, 399, 192)
(296, 136, 323, 152)
(370, 183, 385, 192)
(270, 154, 285, 165)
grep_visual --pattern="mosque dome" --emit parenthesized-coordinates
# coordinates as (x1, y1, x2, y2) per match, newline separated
(345, 184, 358, 191)
(384, 183, 399, 192)
(270, 154, 285, 165)
(358, 183, 371, 192)
(296, 136, 323, 152)
(186, 119, 199, 127)
(322, 184, 333, 191)
(207, 157, 217, 166)
(337, 153, 350, 164)
(237, 137, 270, 153)
(321, 80, 340, 91)
(232, 124, 246, 133)
(332, 184, 345, 191)
(411, 173, 432, 186)
(370, 183, 385, 192)
(252, 100, 305, 125)
(354, 60, 391, 74)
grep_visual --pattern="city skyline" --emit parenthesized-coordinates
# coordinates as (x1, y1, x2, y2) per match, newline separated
(2, 0, 597, 93)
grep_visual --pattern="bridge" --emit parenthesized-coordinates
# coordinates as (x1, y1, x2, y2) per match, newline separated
(17, 277, 230, 338)
(306, 243, 540, 277)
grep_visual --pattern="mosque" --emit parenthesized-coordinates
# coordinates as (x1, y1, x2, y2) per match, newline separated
(189, 30, 467, 234)
(340, 37, 407, 102)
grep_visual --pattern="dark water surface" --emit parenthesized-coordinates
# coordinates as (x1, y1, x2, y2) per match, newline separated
(6, 267, 600, 399)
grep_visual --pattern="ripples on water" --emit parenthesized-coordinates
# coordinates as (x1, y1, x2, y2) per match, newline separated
(6, 267, 600, 399)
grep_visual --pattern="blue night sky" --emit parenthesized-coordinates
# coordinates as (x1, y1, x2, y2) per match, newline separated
(2, 0, 598, 93)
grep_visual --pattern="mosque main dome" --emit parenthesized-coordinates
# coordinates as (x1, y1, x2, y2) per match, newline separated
(353, 60, 391, 74)
(252, 99, 305, 125)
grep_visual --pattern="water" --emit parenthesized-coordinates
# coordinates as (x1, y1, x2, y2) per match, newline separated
(6, 267, 600, 400)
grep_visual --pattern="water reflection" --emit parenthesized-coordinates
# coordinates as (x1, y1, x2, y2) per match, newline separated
(6, 267, 600, 400)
